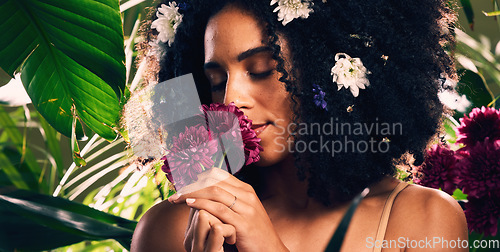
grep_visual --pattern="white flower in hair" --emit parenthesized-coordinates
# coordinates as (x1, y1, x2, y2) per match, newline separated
(270, 0, 313, 26)
(331, 53, 371, 97)
(148, 39, 166, 60)
(151, 1, 183, 47)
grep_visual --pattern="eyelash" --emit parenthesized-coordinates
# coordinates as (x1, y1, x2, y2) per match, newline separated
(250, 69, 274, 79)
(211, 82, 225, 92)
(210, 70, 274, 92)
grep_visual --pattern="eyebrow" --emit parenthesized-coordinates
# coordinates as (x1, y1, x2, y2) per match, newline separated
(203, 46, 273, 70)
(237, 46, 272, 62)
(203, 62, 221, 70)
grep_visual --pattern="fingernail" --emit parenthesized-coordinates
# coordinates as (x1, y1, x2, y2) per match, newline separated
(169, 193, 180, 202)
(186, 198, 196, 204)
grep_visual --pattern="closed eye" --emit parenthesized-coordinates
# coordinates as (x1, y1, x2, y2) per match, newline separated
(211, 81, 226, 92)
(249, 69, 274, 79)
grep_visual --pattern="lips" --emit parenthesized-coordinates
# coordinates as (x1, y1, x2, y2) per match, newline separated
(251, 123, 269, 136)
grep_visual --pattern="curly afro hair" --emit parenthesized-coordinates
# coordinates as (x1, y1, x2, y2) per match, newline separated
(138, 0, 457, 205)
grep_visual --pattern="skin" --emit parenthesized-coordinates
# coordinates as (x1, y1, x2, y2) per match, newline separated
(131, 4, 468, 252)
(203, 5, 294, 167)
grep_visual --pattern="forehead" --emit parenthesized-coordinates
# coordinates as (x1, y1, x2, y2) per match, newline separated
(204, 5, 266, 61)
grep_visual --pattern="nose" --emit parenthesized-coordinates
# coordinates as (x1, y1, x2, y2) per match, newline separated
(223, 73, 253, 109)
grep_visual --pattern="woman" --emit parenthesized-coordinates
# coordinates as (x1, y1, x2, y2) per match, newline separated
(131, 0, 468, 251)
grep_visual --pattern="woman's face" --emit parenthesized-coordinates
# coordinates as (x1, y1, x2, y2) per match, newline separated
(204, 5, 294, 167)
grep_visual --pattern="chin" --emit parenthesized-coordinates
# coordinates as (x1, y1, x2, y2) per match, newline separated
(253, 150, 292, 167)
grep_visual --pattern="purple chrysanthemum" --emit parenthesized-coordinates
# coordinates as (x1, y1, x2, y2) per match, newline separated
(456, 138, 500, 199)
(414, 144, 460, 195)
(464, 196, 500, 237)
(312, 84, 327, 111)
(162, 126, 218, 188)
(161, 103, 263, 188)
(202, 102, 263, 167)
(456, 106, 500, 147)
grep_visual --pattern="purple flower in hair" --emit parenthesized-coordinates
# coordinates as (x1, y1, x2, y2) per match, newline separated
(177, 1, 189, 11)
(312, 84, 328, 111)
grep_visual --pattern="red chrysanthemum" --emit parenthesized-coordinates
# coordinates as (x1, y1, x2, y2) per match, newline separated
(456, 138, 500, 199)
(202, 102, 263, 168)
(464, 196, 500, 237)
(455, 106, 500, 147)
(162, 126, 218, 188)
(414, 144, 460, 195)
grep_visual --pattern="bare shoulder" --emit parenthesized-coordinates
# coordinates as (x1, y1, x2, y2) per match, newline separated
(389, 183, 468, 250)
(131, 200, 191, 252)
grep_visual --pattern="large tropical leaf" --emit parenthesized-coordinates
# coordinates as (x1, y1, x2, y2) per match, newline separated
(0, 0, 125, 141)
(0, 187, 136, 251)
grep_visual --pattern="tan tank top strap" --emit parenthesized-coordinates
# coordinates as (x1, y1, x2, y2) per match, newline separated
(373, 181, 409, 252)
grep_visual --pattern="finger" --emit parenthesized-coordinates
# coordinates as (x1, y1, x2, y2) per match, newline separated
(171, 184, 241, 209)
(186, 198, 246, 225)
(169, 181, 238, 203)
(168, 170, 252, 203)
(186, 208, 196, 231)
(195, 168, 252, 190)
(192, 210, 222, 252)
(174, 168, 231, 198)
(184, 209, 197, 252)
(205, 223, 236, 252)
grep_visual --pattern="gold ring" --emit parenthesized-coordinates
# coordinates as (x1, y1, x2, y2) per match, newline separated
(228, 196, 237, 210)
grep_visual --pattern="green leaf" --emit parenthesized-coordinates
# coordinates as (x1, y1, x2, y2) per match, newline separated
(0, 151, 30, 190)
(39, 114, 64, 192)
(0, 68, 11, 87)
(452, 188, 467, 201)
(71, 105, 87, 167)
(443, 114, 459, 144)
(459, 0, 475, 29)
(0, 106, 40, 189)
(482, 10, 500, 16)
(456, 29, 500, 91)
(0, 0, 125, 141)
(456, 70, 495, 116)
(495, 0, 500, 31)
(0, 187, 136, 251)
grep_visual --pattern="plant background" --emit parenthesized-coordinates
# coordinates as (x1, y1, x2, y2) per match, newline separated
(0, 0, 499, 251)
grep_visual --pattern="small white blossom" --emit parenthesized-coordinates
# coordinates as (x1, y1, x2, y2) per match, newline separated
(151, 2, 183, 47)
(438, 90, 471, 113)
(270, 0, 313, 26)
(331, 53, 371, 97)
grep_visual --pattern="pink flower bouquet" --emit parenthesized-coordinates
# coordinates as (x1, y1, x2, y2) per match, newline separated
(160, 103, 263, 192)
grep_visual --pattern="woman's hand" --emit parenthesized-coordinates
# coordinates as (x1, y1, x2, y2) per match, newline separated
(183, 208, 236, 252)
(168, 169, 289, 252)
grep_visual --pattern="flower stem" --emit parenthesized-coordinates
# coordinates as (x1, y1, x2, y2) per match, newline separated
(471, 233, 484, 252)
